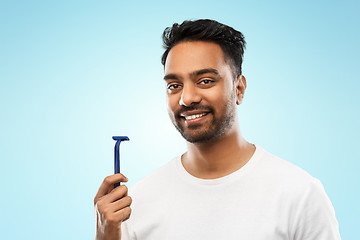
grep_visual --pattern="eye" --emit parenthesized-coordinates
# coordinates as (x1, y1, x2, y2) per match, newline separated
(199, 79, 213, 84)
(197, 79, 215, 88)
(167, 83, 182, 93)
(168, 84, 180, 90)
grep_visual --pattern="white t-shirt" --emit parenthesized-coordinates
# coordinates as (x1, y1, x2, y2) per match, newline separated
(121, 145, 340, 240)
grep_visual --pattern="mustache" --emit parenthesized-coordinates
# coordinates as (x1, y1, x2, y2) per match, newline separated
(175, 104, 215, 117)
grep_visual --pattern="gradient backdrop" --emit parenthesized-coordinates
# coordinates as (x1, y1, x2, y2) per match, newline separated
(1, 0, 359, 239)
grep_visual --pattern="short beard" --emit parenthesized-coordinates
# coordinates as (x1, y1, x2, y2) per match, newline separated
(171, 94, 236, 144)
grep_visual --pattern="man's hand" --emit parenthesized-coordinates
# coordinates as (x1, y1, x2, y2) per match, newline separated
(94, 174, 132, 240)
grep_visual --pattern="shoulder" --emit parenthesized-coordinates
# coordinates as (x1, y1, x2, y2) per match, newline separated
(253, 145, 316, 189)
(254, 146, 340, 238)
(255, 146, 338, 222)
(249, 145, 330, 206)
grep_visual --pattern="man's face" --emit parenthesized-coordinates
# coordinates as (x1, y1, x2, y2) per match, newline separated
(164, 41, 240, 143)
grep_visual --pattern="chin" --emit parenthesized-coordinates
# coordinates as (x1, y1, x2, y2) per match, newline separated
(180, 129, 225, 144)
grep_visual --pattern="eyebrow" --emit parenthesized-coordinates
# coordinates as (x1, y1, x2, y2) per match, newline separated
(191, 68, 220, 78)
(163, 73, 179, 81)
(163, 68, 220, 81)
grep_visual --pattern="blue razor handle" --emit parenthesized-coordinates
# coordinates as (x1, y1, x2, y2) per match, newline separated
(112, 136, 129, 187)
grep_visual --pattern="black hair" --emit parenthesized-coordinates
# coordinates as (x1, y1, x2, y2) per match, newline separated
(161, 19, 246, 77)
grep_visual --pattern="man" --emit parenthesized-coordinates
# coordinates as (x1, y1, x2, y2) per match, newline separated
(94, 19, 341, 240)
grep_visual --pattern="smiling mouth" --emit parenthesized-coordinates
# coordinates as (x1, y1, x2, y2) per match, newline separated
(183, 113, 208, 120)
(177, 107, 213, 123)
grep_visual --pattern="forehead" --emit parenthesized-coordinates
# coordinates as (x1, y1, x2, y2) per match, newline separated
(164, 41, 229, 75)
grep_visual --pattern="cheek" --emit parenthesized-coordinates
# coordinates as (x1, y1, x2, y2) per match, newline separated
(166, 95, 179, 115)
(207, 88, 230, 106)
(207, 87, 235, 115)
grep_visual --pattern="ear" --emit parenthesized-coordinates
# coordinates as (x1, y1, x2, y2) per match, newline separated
(235, 75, 247, 105)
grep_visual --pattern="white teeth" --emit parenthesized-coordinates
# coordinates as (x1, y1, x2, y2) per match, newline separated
(185, 113, 206, 120)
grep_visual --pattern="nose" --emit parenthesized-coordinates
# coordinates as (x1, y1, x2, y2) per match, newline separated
(179, 84, 202, 106)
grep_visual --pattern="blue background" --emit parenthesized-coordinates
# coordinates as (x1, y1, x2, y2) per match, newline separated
(0, 0, 358, 239)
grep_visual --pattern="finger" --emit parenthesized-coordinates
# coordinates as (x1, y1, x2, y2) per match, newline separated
(110, 196, 132, 213)
(94, 185, 129, 211)
(94, 174, 128, 203)
(114, 206, 132, 222)
(107, 181, 129, 195)
(107, 185, 129, 203)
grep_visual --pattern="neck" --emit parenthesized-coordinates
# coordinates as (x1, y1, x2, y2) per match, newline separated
(182, 125, 255, 179)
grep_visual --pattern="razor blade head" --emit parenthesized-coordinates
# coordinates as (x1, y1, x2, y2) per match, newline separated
(112, 136, 130, 141)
